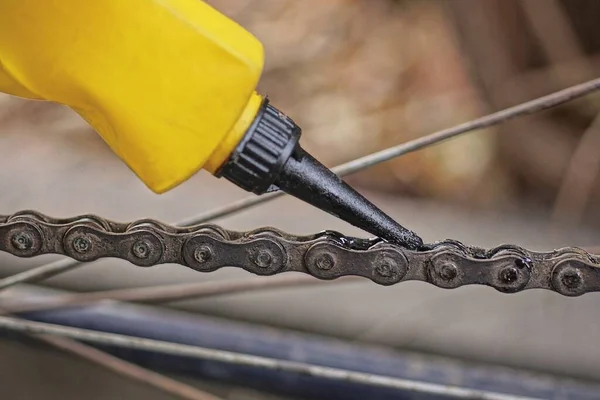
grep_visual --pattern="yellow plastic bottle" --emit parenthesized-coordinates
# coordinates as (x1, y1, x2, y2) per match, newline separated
(0, 0, 264, 193)
(0, 0, 423, 249)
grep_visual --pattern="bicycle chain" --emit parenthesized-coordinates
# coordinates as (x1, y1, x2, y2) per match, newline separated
(1, 210, 600, 296)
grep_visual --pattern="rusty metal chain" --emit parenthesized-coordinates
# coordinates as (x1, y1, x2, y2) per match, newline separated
(1, 210, 600, 297)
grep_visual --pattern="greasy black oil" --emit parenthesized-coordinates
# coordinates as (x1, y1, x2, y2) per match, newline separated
(312, 230, 383, 250)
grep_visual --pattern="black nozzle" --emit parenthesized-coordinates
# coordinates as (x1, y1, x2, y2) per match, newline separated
(275, 147, 423, 250)
(217, 99, 423, 250)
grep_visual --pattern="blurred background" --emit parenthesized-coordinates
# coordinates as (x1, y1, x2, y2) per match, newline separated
(1, 0, 600, 399)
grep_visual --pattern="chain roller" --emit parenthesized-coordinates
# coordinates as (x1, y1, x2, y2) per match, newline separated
(1, 211, 600, 296)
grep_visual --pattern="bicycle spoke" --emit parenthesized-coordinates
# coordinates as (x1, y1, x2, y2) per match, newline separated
(178, 191, 283, 227)
(0, 259, 80, 291)
(39, 335, 221, 400)
(1, 77, 599, 295)
(2, 275, 358, 315)
(552, 112, 600, 222)
(0, 316, 532, 400)
(187, 77, 600, 225)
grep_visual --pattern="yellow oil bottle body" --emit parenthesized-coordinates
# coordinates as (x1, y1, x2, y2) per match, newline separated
(0, 0, 264, 193)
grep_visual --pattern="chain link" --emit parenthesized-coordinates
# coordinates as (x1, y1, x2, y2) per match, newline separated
(1, 210, 600, 296)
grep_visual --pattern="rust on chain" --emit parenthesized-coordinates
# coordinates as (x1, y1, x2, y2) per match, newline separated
(1, 210, 600, 296)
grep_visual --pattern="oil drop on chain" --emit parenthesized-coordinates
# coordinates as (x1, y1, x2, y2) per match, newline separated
(1, 210, 600, 296)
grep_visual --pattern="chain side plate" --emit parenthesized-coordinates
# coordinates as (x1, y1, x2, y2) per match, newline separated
(1, 211, 599, 296)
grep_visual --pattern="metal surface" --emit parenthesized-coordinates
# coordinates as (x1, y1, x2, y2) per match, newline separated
(37, 335, 221, 400)
(0, 211, 600, 296)
(6, 284, 600, 400)
(2, 316, 532, 400)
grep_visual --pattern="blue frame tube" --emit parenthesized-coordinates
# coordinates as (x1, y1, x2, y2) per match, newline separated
(7, 293, 599, 400)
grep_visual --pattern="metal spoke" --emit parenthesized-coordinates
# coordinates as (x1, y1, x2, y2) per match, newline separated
(185, 77, 600, 225)
(0, 259, 80, 291)
(0, 315, 533, 400)
(552, 112, 600, 222)
(2, 275, 358, 315)
(2, 300, 221, 400)
(177, 191, 284, 227)
(39, 335, 221, 400)
(1, 77, 599, 292)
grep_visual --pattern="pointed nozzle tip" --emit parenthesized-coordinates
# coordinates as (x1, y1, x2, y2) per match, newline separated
(381, 223, 424, 250)
(276, 147, 424, 250)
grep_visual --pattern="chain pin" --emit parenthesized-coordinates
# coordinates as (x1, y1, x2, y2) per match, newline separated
(73, 236, 91, 254)
(551, 261, 586, 296)
(253, 249, 274, 269)
(132, 240, 150, 259)
(562, 271, 582, 289)
(11, 232, 33, 251)
(375, 261, 394, 278)
(372, 251, 407, 285)
(561, 269, 583, 291)
(315, 253, 335, 270)
(499, 266, 519, 283)
(429, 254, 463, 289)
(194, 245, 213, 264)
(439, 263, 458, 281)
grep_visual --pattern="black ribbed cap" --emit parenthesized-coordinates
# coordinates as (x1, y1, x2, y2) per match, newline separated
(216, 99, 300, 194)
